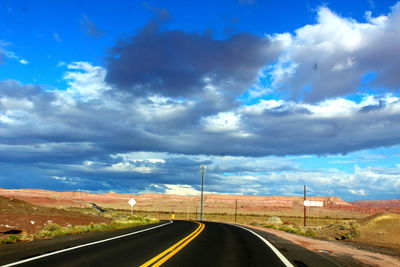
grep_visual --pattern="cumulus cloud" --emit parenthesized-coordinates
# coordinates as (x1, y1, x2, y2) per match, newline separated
(1, 66, 400, 161)
(348, 189, 367, 196)
(1, 4, 400, 200)
(163, 184, 200, 196)
(62, 61, 111, 100)
(267, 4, 400, 102)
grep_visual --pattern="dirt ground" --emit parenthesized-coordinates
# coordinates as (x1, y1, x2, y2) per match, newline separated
(248, 224, 400, 267)
(0, 196, 110, 236)
(355, 214, 400, 251)
(2, 188, 399, 217)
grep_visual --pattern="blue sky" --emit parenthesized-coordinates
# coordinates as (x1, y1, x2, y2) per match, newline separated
(0, 0, 399, 201)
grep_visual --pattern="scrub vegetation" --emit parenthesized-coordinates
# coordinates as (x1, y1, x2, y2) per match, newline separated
(37, 216, 158, 238)
(261, 224, 316, 237)
(0, 204, 159, 244)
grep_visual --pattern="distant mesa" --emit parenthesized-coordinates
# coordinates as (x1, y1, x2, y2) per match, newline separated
(349, 200, 400, 208)
(0, 188, 398, 215)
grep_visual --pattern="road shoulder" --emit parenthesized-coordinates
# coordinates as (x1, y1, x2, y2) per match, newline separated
(244, 224, 400, 267)
(0, 221, 170, 265)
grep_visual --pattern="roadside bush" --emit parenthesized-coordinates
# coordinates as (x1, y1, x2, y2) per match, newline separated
(262, 224, 316, 237)
(334, 220, 361, 240)
(0, 234, 20, 244)
(262, 224, 279, 229)
(36, 217, 159, 239)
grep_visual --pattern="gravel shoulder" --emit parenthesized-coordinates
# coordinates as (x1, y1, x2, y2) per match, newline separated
(246, 225, 400, 267)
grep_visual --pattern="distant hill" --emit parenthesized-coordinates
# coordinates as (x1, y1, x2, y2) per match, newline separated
(0, 188, 399, 216)
(0, 188, 349, 209)
(349, 200, 400, 208)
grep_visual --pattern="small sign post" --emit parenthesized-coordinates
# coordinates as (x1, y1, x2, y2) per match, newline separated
(303, 200, 324, 227)
(303, 200, 324, 207)
(128, 198, 136, 216)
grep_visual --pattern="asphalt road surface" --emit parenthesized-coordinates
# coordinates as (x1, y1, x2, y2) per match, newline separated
(0, 220, 345, 267)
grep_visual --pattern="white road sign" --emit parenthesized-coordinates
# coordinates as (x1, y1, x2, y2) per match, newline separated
(304, 200, 324, 207)
(128, 198, 136, 207)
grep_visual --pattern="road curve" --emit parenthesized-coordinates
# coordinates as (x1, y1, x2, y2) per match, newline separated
(0, 220, 343, 267)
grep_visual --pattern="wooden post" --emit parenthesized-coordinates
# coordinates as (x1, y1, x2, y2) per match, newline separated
(304, 185, 307, 227)
(234, 199, 238, 223)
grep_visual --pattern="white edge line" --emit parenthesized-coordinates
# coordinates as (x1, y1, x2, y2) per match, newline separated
(1, 220, 173, 267)
(230, 224, 294, 267)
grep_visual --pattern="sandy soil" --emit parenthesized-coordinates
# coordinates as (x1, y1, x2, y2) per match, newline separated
(248, 225, 400, 267)
(2, 188, 399, 216)
(0, 196, 110, 235)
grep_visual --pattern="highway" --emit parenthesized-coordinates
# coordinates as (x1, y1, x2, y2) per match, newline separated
(0, 220, 344, 267)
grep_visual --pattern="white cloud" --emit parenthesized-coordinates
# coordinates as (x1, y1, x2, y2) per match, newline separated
(348, 189, 367, 196)
(243, 99, 284, 114)
(267, 4, 400, 102)
(51, 176, 81, 185)
(62, 61, 111, 100)
(110, 152, 167, 164)
(106, 162, 157, 173)
(164, 184, 200, 196)
(202, 112, 241, 132)
(136, 95, 192, 122)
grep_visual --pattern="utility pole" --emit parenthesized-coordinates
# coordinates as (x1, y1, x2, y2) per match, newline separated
(304, 185, 307, 227)
(200, 165, 206, 221)
(234, 199, 238, 223)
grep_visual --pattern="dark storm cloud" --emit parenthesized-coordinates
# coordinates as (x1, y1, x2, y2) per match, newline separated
(2, 77, 400, 162)
(106, 21, 280, 98)
(80, 14, 105, 39)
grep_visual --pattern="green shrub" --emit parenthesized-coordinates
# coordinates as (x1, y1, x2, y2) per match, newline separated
(262, 224, 315, 237)
(0, 234, 20, 244)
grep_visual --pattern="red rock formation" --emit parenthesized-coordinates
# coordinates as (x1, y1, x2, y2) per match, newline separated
(0, 188, 398, 215)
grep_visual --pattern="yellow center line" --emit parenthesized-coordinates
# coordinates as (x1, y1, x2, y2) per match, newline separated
(140, 221, 205, 267)
(140, 222, 202, 267)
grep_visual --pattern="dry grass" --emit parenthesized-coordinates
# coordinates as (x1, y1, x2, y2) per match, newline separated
(133, 209, 357, 229)
(1, 207, 159, 244)
(354, 214, 400, 250)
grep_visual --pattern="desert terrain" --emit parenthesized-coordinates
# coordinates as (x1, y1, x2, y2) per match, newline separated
(1, 188, 398, 217)
(0, 196, 111, 237)
(0, 188, 399, 266)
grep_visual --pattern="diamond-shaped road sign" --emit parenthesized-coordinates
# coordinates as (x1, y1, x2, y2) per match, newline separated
(128, 198, 136, 207)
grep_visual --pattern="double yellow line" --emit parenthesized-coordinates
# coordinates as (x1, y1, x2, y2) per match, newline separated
(140, 222, 205, 267)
